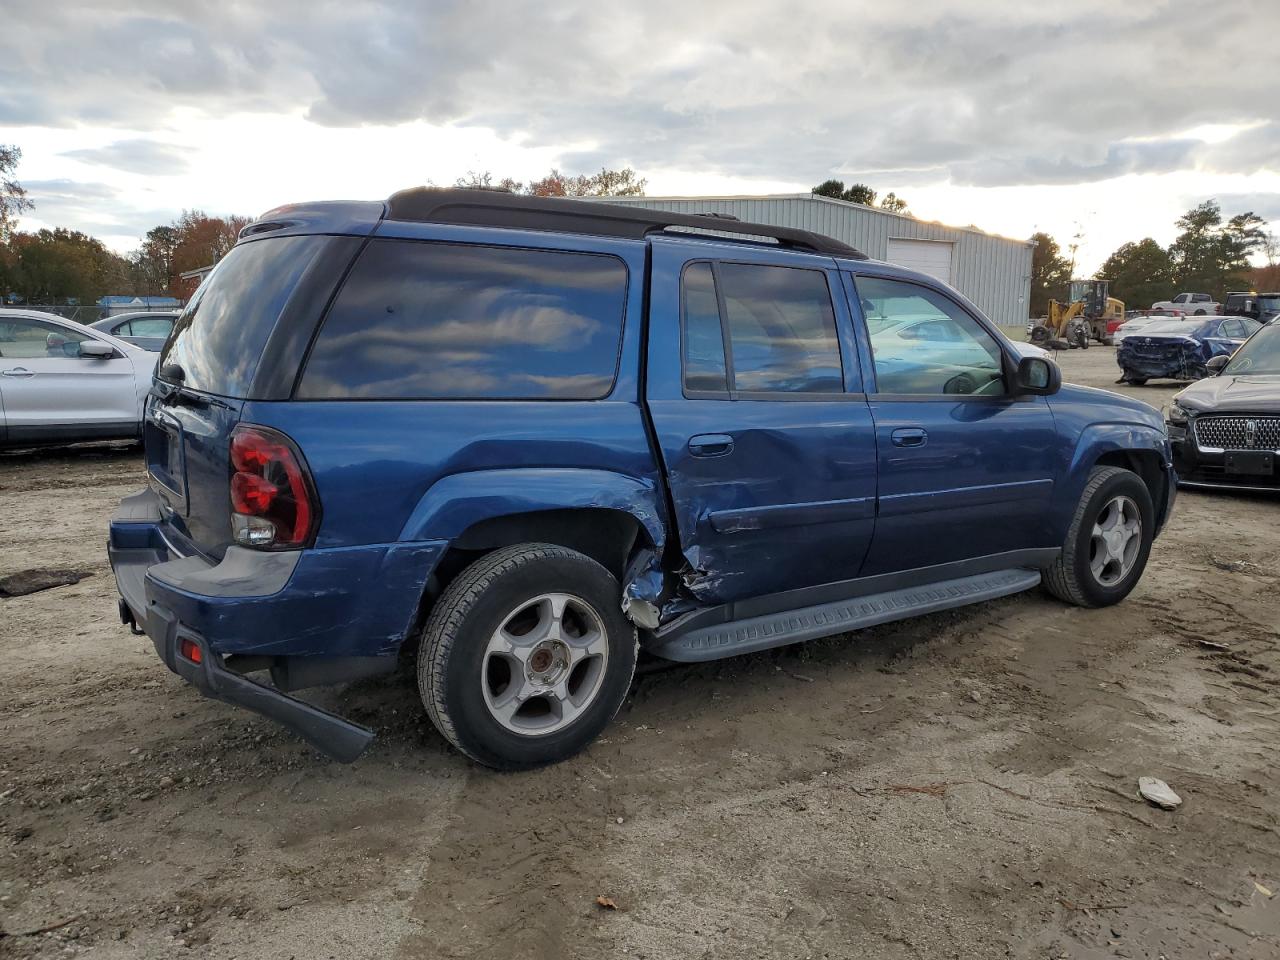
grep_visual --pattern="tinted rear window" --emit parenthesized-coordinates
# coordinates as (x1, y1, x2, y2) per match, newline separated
(298, 240, 628, 400)
(161, 236, 330, 397)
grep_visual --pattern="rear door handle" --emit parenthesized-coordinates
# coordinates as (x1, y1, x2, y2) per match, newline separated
(688, 433, 734, 458)
(891, 427, 927, 448)
(1, 367, 34, 379)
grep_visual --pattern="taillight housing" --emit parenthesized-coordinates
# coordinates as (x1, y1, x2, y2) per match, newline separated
(229, 424, 318, 550)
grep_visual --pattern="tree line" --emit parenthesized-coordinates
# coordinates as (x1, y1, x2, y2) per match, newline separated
(0, 145, 651, 308)
(1030, 202, 1272, 316)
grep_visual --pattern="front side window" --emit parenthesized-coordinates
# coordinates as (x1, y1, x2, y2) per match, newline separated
(0, 317, 92, 358)
(857, 276, 1006, 396)
(300, 240, 628, 400)
(718, 263, 843, 394)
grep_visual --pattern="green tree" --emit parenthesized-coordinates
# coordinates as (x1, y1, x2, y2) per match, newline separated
(457, 167, 647, 198)
(1028, 231, 1072, 317)
(1168, 200, 1266, 298)
(6, 228, 131, 305)
(811, 179, 848, 200)
(810, 180, 879, 205)
(880, 192, 909, 214)
(0, 145, 34, 239)
(843, 183, 877, 206)
(1098, 238, 1174, 311)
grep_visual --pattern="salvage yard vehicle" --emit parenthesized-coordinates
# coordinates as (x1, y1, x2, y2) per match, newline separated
(107, 189, 1176, 769)
(1112, 311, 1186, 346)
(1117, 316, 1262, 384)
(0, 307, 158, 449)
(1222, 290, 1280, 325)
(1152, 292, 1220, 315)
(1029, 279, 1124, 348)
(90, 311, 179, 352)
(1166, 321, 1280, 491)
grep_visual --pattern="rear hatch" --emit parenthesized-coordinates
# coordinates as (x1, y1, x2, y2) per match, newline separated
(147, 234, 345, 559)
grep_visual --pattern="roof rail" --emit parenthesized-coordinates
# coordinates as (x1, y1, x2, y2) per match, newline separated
(384, 188, 867, 259)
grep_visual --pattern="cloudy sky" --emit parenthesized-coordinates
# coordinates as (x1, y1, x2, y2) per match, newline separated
(4, 0, 1279, 271)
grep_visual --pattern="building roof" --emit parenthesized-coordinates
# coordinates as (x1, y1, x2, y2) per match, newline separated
(601, 193, 1037, 247)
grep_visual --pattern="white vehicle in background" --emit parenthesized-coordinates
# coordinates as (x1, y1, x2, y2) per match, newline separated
(1112, 313, 1199, 346)
(1151, 292, 1220, 315)
(0, 308, 158, 449)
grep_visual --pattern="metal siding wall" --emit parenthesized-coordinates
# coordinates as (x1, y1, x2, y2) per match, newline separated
(596, 196, 1033, 325)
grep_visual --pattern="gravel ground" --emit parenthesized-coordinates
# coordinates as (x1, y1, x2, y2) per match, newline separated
(1, 346, 1278, 959)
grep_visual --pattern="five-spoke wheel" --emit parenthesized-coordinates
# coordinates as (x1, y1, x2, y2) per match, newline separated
(418, 544, 637, 770)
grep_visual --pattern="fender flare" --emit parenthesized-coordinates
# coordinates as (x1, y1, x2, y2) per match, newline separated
(397, 467, 667, 549)
(1058, 422, 1172, 532)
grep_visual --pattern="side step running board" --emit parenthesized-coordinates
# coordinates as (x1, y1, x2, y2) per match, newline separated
(650, 568, 1042, 663)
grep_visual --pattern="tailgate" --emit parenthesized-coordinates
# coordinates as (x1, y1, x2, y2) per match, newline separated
(145, 390, 244, 558)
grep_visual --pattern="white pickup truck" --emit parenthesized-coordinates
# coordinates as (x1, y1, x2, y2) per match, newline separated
(1150, 292, 1219, 315)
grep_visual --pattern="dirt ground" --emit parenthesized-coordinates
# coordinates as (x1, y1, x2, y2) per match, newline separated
(1, 346, 1278, 960)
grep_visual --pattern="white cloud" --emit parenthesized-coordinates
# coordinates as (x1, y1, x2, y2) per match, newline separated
(1, 0, 1277, 266)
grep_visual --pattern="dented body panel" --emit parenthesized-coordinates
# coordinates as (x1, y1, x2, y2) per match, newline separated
(106, 193, 1178, 761)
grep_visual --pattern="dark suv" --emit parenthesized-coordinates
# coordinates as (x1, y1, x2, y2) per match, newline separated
(108, 189, 1176, 769)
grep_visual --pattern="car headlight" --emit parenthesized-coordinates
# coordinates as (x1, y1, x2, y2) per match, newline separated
(1163, 400, 1189, 425)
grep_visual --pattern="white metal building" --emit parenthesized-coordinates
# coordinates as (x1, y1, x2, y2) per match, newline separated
(597, 194, 1035, 327)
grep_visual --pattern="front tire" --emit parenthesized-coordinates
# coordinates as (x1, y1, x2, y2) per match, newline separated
(1044, 467, 1154, 608)
(418, 544, 637, 770)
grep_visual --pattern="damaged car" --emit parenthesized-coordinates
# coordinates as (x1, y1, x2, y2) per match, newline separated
(108, 189, 1176, 769)
(1166, 321, 1280, 491)
(1117, 316, 1262, 385)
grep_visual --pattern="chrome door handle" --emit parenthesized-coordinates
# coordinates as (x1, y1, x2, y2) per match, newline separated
(891, 427, 927, 448)
(1, 367, 34, 379)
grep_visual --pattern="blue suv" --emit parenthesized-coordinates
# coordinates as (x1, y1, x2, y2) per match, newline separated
(108, 189, 1176, 769)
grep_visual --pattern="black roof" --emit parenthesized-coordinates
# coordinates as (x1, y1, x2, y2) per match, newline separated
(385, 187, 867, 259)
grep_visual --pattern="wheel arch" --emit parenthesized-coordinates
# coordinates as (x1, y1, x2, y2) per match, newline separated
(1061, 424, 1173, 538)
(398, 467, 669, 639)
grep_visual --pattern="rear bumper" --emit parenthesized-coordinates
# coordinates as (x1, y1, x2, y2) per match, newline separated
(108, 487, 447, 761)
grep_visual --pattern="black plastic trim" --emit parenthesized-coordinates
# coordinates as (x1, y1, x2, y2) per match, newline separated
(385, 188, 867, 259)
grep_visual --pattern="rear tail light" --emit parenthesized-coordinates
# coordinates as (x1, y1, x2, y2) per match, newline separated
(179, 638, 203, 664)
(229, 424, 318, 549)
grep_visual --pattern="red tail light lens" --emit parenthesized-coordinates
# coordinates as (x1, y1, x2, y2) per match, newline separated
(229, 424, 318, 549)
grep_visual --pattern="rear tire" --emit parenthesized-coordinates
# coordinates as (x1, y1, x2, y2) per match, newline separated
(418, 544, 637, 770)
(1043, 466, 1154, 608)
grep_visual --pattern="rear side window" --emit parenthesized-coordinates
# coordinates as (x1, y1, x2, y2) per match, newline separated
(162, 236, 330, 397)
(678, 261, 843, 397)
(299, 240, 628, 400)
(720, 264, 843, 394)
(682, 263, 728, 393)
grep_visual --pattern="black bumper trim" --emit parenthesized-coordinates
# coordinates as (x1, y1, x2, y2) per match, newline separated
(148, 603, 374, 763)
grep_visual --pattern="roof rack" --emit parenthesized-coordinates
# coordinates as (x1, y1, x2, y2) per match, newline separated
(384, 187, 867, 259)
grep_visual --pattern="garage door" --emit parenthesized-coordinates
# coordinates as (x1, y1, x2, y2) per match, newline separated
(886, 238, 954, 285)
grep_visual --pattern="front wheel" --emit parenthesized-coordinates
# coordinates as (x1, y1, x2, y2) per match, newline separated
(1043, 466, 1154, 608)
(418, 544, 637, 770)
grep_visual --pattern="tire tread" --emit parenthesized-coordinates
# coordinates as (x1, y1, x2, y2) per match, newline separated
(1043, 466, 1133, 608)
(418, 543, 632, 767)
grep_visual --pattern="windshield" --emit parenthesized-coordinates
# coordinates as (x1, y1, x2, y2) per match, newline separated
(1259, 295, 1280, 312)
(1223, 324, 1280, 375)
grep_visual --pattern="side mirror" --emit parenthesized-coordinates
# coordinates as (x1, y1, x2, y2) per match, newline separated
(1015, 356, 1061, 396)
(78, 340, 116, 359)
(1205, 354, 1231, 375)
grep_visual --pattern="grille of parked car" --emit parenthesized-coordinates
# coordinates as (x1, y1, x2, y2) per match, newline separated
(1194, 416, 1280, 451)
